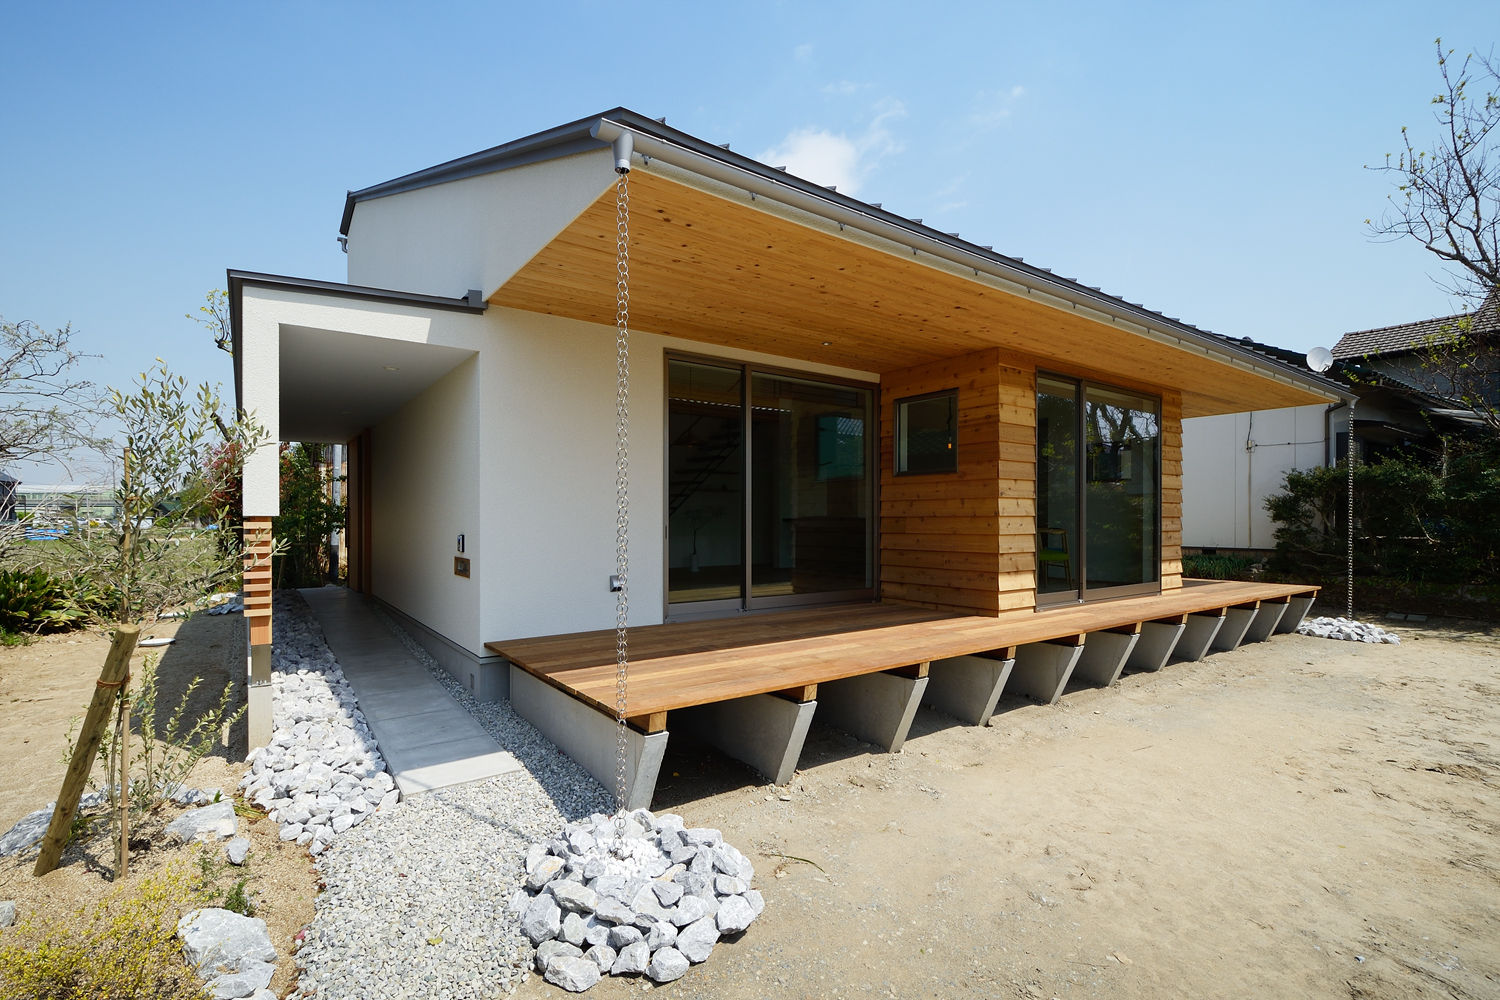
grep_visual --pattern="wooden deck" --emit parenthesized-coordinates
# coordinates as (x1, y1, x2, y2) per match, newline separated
(487, 579, 1317, 726)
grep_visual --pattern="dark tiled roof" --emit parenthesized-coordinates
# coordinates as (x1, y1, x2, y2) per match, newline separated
(1333, 290, 1500, 359)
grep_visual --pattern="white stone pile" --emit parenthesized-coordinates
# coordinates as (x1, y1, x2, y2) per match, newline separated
(511, 809, 763, 992)
(238, 601, 397, 855)
(178, 907, 279, 1000)
(1297, 616, 1402, 644)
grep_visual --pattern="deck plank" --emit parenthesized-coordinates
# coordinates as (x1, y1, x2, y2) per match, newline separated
(486, 580, 1317, 718)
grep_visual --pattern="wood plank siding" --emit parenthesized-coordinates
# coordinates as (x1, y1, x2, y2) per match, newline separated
(1161, 390, 1183, 590)
(877, 348, 1037, 616)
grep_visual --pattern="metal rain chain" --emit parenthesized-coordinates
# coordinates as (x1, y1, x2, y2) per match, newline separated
(612, 138, 632, 826)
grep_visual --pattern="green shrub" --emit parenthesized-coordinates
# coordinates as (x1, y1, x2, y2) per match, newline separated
(1265, 441, 1500, 586)
(0, 568, 109, 633)
(0, 860, 212, 1000)
(1183, 552, 1258, 580)
(86, 653, 245, 825)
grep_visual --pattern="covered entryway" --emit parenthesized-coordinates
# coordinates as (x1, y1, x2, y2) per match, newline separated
(230, 271, 489, 746)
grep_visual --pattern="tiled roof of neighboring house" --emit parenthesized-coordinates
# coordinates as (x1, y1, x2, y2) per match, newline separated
(1332, 290, 1500, 359)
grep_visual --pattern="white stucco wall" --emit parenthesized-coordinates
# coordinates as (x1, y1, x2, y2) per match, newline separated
(344, 149, 614, 300)
(472, 305, 877, 643)
(1181, 404, 1329, 550)
(371, 357, 481, 652)
(238, 291, 283, 518)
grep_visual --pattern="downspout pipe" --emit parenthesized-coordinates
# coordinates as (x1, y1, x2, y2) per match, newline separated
(1324, 400, 1349, 468)
(612, 130, 633, 174)
(590, 117, 1344, 402)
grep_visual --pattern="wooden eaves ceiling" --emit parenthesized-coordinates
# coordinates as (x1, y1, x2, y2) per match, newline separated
(493, 169, 1329, 418)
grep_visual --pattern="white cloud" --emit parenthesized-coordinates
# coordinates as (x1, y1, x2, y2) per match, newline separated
(822, 80, 861, 96)
(794, 42, 814, 63)
(970, 85, 1026, 129)
(758, 100, 907, 197)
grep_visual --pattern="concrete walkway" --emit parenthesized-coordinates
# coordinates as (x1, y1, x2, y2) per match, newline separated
(298, 587, 520, 797)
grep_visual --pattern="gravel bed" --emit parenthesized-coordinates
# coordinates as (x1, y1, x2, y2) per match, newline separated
(283, 592, 611, 1000)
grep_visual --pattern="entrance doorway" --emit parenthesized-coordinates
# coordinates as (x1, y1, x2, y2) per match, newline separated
(667, 356, 874, 617)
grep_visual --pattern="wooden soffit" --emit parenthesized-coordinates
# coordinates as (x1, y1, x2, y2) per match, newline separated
(492, 169, 1330, 418)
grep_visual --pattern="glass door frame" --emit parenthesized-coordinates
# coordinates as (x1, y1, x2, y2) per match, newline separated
(1035, 371, 1163, 607)
(664, 350, 878, 621)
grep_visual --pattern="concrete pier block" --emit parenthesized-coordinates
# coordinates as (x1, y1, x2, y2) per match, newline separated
(924, 653, 1014, 725)
(819, 671, 930, 752)
(1274, 594, 1317, 634)
(1244, 600, 1289, 643)
(1211, 606, 1259, 651)
(1174, 612, 1225, 662)
(1125, 621, 1185, 673)
(1008, 641, 1085, 705)
(675, 693, 816, 786)
(509, 665, 668, 810)
(1070, 630, 1140, 687)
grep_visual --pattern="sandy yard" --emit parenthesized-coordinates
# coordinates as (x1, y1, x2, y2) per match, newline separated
(519, 617, 1500, 1000)
(0, 611, 314, 998)
(2, 610, 1497, 999)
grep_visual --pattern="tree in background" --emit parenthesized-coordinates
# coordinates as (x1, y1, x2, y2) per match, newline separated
(189, 289, 233, 356)
(1366, 39, 1500, 435)
(274, 442, 344, 589)
(0, 315, 107, 562)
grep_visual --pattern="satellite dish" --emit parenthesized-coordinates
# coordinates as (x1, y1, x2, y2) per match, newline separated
(1306, 346, 1334, 373)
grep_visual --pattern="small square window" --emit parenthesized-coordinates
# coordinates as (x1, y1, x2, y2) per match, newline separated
(896, 389, 957, 475)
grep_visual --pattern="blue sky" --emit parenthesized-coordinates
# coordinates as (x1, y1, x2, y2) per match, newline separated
(1, 2, 1494, 481)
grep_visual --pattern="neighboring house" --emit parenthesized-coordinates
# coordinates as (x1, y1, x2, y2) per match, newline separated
(1182, 301, 1496, 552)
(231, 109, 1347, 788)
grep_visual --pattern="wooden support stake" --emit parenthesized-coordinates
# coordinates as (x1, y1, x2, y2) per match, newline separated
(35, 625, 140, 877)
(117, 690, 131, 878)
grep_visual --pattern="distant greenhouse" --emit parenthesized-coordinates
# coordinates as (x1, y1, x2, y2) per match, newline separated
(13, 484, 121, 524)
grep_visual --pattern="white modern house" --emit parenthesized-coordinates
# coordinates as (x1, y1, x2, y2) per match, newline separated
(233, 109, 1347, 798)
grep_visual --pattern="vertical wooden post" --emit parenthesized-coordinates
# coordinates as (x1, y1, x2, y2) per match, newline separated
(117, 689, 131, 878)
(34, 626, 140, 877)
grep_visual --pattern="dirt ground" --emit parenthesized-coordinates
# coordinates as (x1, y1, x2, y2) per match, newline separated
(0, 612, 314, 997)
(518, 617, 1500, 1000)
(4, 613, 1498, 1000)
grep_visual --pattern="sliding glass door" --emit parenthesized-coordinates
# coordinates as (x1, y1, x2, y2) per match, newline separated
(1036, 374, 1161, 604)
(667, 357, 874, 616)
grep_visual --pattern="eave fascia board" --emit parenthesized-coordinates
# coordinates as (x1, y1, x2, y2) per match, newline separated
(591, 113, 1350, 405)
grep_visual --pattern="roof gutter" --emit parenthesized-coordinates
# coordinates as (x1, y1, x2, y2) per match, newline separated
(591, 115, 1350, 404)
